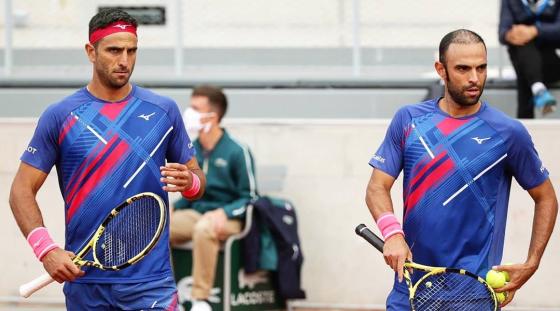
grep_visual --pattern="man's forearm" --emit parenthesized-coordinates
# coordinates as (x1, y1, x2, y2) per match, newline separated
(527, 197, 558, 266)
(9, 185, 45, 237)
(366, 183, 396, 221)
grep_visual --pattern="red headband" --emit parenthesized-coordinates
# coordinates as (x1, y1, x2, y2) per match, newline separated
(89, 21, 137, 45)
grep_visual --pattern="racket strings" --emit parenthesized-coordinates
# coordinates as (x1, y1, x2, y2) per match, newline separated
(413, 272, 495, 311)
(97, 196, 162, 267)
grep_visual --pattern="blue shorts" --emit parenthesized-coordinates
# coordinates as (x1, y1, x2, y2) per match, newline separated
(386, 288, 411, 311)
(63, 276, 179, 311)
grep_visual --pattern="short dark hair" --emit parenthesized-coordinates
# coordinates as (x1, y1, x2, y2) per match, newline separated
(439, 29, 486, 64)
(192, 85, 228, 121)
(89, 8, 138, 38)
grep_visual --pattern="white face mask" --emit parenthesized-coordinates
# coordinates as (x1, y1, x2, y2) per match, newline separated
(183, 107, 213, 140)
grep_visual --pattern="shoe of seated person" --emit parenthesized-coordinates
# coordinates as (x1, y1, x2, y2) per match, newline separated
(190, 300, 212, 311)
(534, 90, 557, 115)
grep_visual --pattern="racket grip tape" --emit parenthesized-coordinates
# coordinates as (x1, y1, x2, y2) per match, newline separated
(355, 224, 385, 253)
(19, 273, 55, 298)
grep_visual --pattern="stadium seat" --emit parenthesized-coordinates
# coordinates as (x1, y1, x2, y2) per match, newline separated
(172, 204, 285, 311)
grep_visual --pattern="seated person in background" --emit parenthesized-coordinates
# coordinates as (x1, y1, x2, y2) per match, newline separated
(170, 85, 258, 311)
(499, 0, 560, 118)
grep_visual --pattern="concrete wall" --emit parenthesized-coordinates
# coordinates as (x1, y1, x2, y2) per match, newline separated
(1, 87, 560, 119)
(1, 119, 559, 309)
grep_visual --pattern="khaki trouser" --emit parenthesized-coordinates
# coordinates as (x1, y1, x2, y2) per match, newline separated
(170, 209, 242, 300)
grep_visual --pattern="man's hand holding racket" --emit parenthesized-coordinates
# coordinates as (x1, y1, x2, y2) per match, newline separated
(382, 234, 412, 283)
(356, 224, 499, 310)
(19, 193, 166, 298)
(41, 248, 84, 284)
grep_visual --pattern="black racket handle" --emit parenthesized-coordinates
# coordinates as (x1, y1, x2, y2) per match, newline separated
(355, 224, 385, 253)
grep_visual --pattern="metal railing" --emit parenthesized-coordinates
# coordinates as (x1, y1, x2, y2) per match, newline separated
(1, 0, 505, 79)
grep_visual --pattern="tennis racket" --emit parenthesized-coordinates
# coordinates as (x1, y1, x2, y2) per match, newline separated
(355, 224, 498, 311)
(19, 192, 167, 298)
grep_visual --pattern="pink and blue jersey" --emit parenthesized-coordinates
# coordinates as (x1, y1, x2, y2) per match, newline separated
(369, 99, 548, 292)
(21, 85, 195, 283)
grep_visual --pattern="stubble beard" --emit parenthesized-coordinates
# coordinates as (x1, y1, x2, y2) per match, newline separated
(446, 77, 484, 107)
(96, 64, 134, 90)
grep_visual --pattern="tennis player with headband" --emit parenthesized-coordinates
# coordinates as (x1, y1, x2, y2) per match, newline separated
(9, 8, 205, 310)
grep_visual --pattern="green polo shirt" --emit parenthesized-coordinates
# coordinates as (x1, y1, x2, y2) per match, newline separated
(174, 129, 257, 218)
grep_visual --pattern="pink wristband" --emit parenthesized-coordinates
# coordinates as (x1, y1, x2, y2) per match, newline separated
(182, 172, 201, 199)
(376, 212, 404, 240)
(27, 227, 59, 261)
(384, 228, 405, 240)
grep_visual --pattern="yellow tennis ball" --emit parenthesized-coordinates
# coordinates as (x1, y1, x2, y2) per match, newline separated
(486, 270, 506, 288)
(495, 291, 507, 303)
(500, 271, 510, 282)
(501, 262, 514, 282)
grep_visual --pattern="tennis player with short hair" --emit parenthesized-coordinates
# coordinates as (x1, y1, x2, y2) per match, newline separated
(366, 29, 558, 310)
(9, 8, 204, 310)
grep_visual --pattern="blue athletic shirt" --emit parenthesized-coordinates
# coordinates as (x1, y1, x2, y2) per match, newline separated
(21, 85, 195, 283)
(369, 98, 548, 293)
